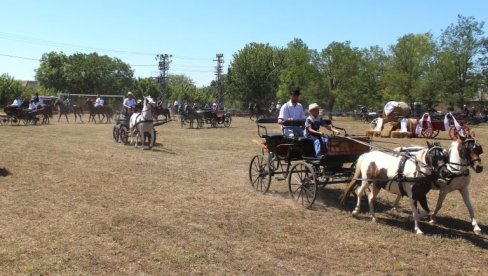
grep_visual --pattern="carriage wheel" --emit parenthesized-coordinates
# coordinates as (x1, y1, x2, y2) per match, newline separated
(223, 115, 232, 127)
(421, 127, 434, 138)
(369, 118, 381, 130)
(112, 125, 120, 142)
(449, 125, 471, 140)
(119, 125, 130, 145)
(288, 162, 318, 208)
(248, 155, 272, 194)
(10, 117, 20, 126)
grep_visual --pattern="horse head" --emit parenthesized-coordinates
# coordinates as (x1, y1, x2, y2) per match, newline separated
(425, 141, 450, 178)
(457, 135, 483, 173)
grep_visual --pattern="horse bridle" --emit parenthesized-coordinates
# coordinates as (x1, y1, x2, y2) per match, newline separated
(447, 139, 483, 169)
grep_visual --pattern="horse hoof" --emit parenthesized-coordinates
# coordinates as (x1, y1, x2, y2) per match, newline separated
(429, 219, 436, 225)
(352, 210, 359, 216)
(371, 217, 377, 223)
(416, 230, 424, 235)
(474, 228, 482, 235)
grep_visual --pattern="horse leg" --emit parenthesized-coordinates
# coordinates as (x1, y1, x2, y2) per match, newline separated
(352, 181, 369, 216)
(405, 185, 423, 235)
(430, 190, 448, 225)
(367, 182, 380, 222)
(391, 195, 402, 211)
(459, 187, 482, 234)
(64, 113, 69, 124)
(58, 112, 62, 122)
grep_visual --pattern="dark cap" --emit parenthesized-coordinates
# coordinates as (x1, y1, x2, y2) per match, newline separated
(289, 87, 301, 95)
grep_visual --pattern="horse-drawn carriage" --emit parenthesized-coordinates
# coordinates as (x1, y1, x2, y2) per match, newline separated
(195, 109, 232, 128)
(179, 106, 232, 128)
(112, 97, 170, 149)
(249, 119, 371, 208)
(2, 101, 51, 126)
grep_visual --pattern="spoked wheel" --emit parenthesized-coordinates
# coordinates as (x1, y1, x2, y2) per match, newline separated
(10, 117, 20, 126)
(223, 115, 232, 127)
(112, 125, 120, 142)
(420, 126, 436, 138)
(449, 125, 471, 140)
(248, 155, 272, 194)
(288, 162, 318, 208)
(119, 125, 130, 145)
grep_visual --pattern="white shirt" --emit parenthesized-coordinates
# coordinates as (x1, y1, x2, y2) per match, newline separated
(95, 97, 104, 107)
(123, 97, 137, 108)
(28, 101, 40, 110)
(278, 100, 306, 121)
(174, 100, 180, 106)
(11, 99, 21, 106)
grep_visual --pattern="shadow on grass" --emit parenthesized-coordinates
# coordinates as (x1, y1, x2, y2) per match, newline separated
(277, 184, 488, 249)
(0, 167, 11, 177)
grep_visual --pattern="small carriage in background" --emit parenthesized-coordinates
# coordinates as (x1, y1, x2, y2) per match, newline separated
(195, 109, 232, 128)
(368, 101, 471, 139)
(249, 119, 370, 208)
(2, 105, 42, 126)
(112, 110, 169, 147)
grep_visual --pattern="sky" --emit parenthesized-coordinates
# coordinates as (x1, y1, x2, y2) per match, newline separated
(1, 0, 487, 87)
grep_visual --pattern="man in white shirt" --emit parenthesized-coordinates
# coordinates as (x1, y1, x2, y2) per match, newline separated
(278, 87, 306, 124)
(94, 94, 104, 108)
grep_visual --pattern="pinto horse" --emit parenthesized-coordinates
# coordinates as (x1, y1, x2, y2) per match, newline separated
(130, 96, 156, 149)
(85, 98, 113, 123)
(392, 135, 484, 234)
(53, 99, 83, 123)
(340, 142, 449, 235)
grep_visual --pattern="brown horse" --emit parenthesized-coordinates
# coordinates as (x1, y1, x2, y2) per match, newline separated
(85, 98, 113, 123)
(53, 99, 83, 123)
(153, 101, 171, 120)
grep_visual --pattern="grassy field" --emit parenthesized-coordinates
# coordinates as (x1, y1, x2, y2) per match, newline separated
(0, 116, 487, 275)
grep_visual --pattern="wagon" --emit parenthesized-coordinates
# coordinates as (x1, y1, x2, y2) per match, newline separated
(415, 112, 471, 139)
(195, 109, 232, 128)
(248, 118, 371, 208)
(112, 111, 169, 147)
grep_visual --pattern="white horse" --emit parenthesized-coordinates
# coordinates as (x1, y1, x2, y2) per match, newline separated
(340, 142, 448, 234)
(129, 96, 156, 149)
(392, 136, 484, 234)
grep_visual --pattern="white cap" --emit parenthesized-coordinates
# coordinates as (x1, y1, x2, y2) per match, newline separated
(308, 103, 320, 112)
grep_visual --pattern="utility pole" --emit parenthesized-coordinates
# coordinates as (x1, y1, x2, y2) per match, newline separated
(214, 53, 224, 106)
(155, 54, 172, 105)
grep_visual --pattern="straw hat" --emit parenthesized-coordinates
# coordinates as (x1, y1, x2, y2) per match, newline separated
(308, 103, 320, 112)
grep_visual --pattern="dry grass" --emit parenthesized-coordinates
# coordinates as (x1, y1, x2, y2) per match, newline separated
(0, 116, 487, 275)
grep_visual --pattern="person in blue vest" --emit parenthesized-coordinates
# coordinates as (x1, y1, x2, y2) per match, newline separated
(305, 103, 341, 159)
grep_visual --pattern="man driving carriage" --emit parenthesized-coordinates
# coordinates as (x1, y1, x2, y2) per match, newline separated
(123, 91, 138, 116)
(278, 87, 306, 138)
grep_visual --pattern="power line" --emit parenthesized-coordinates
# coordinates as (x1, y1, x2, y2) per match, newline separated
(0, 53, 39, 61)
(0, 31, 213, 61)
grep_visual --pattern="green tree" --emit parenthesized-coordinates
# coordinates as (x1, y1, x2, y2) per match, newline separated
(277, 38, 318, 103)
(0, 74, 24, 106)
(383, 33, 435, 105)
(226, 43, 281, 109)
(36, 52, 134, 95)
(318, 41, 363, 117)
(438, 15, 485, 108)
(134, 77, 160, 99)
(357, 46, 389, 110)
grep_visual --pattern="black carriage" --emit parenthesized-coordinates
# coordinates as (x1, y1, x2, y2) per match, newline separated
(248, 118, 371, 208)
(194, 109, 232, 128)
(2, 105, 42, 126)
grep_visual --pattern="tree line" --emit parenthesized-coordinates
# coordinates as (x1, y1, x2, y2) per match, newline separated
(1, 15, 486, 113)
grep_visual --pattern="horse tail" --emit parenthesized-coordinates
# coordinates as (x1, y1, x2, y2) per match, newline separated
(340, 155, 363, 205)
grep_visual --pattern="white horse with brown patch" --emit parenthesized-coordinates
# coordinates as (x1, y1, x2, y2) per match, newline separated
(340, 143, 448, 234)
(392, 136, 484, 234)
(129, 96, 156, 149)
